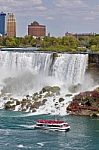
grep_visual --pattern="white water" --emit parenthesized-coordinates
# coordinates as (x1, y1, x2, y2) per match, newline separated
(51, 53, 88, 88)
(0, 51, 91, 115)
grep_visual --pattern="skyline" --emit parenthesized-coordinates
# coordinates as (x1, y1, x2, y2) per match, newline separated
(0, 0, 99, 37)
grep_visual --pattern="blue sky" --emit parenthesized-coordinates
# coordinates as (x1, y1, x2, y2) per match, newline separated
(1, 0, 99, 37)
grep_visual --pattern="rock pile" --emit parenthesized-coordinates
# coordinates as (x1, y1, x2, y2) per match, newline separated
(67, 87, 99, 117)
(3, 86, 61, 113)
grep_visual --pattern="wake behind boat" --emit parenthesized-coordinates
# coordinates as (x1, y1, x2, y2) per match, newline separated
(33, 119, 70, 132)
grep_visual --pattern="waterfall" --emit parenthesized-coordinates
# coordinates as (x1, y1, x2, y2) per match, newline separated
(52, 53, 88, 86)
(0, 51, 52, 75)
(0, 51, 88, 95)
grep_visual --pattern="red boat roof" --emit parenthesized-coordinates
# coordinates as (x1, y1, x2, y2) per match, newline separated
(37, 119, 64, 124)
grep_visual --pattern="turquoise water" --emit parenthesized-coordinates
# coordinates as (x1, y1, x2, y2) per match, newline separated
(0, 110, 99, 150)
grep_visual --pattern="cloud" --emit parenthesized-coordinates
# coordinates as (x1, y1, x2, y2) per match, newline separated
(83, 4, 99, 22)
(0, 0, 44, 11)
(55, 0, 85, 8)
(0, 0, 43, 5)
(46, 16, 54, 20)
(84, 17, 95, 21)
(1, 0, 99, 36)
(52, 0, 99, 24)
(36, 6, 47, 11)
(0, 0, 48, 18)
(52, 0, 88, 17)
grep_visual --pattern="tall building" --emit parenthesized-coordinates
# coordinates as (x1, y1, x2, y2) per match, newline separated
(28, 21, 46, 38)
(7, 13, 16, 37)
(0, 12, 6, 36)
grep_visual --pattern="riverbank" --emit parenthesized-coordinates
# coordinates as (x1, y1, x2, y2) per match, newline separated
(0, 35, 99, 52)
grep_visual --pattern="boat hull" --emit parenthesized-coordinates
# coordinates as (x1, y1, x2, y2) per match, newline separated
(33, 125, 70, 132)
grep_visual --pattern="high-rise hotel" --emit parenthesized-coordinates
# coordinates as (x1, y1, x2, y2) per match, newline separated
(0, 12, 6, 36)
(7, 13, 16, 37)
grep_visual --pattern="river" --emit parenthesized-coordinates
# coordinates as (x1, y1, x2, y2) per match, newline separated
(0, 110, 99, 150)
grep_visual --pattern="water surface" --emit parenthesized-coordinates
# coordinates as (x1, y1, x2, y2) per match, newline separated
(0, 110, 99, 150)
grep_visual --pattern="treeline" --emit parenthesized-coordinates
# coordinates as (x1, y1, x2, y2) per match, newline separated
(0, 35, 99, 52)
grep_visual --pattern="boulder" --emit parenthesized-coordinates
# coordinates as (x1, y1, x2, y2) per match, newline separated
(32, 92, 40, 101)
(59, 97, 64, 103)
(69, 84, 81, 93)
(40, 86, 60, 95)
(55, 102, 59, 106)
(40, 86, 51, 93)
(3, 97, 8, 100)
(4, 101, 15, 110)
(32, 101, 42, 109)
(42, 99, 47, 105)
(91, 113, 98, 117)
(44, 92, 54, 97)
(65, 94, 72, 97)
(50, 86, 60, 95)
(16, 100, 20, 105)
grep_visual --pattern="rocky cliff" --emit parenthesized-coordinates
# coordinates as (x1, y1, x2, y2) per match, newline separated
(67, 87, 99, 117)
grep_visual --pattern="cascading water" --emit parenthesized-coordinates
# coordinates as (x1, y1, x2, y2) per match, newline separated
(0, 51, 52, 75)
(0, 52, 53, 94)
(0, 50, 89, 114)
(0, 51, 88, 90)
(51, 53, 88, 87)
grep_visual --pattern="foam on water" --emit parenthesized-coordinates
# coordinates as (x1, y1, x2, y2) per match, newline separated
(17, 144, 24, 148)
(17, 144, 30, 149)
(35, 95, 72, 116)
(19, 124, 35, 129)
(17, 144, 32, 149)
(37, 142, 44, 147)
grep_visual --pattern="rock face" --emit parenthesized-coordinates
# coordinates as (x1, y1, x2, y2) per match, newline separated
(89, 53, 99, 67)
(67, 87, 99, 116)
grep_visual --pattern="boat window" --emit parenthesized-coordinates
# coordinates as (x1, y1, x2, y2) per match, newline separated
(37, 124, 43, 126)
(47, 124, 61, 127)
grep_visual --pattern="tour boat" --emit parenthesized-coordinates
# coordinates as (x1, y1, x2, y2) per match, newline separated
(33, 119, 70, 131)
